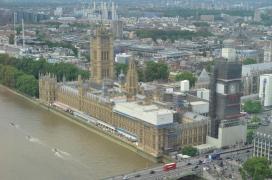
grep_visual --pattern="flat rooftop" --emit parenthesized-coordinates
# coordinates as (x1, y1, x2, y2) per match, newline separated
(113, 102, 174, 126)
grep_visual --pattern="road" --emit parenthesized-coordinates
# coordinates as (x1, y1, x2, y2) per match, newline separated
(106, 145, 253, 180)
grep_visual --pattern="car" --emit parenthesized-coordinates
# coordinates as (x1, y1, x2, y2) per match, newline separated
(194, 165, 199, 169)
(149, 170, 155, 174)
(122, 175, 129, 180)
(246, 150, 250, 153)
(186, 162, 192, 166)
(198, 160, 203, 165)
(135, 174, 141, 178)
(229, 174, 232, 178)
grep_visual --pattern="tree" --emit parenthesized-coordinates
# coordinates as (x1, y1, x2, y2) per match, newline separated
(181, 146, 198, 157)
(16, 26, 22, 35)
(144, 61, 169, 82)
(115, 63, 128, 77)
(0, 54, 90, 97)
(243, 100, 262, 114)
(137, 68, 145, 82)
(241, 157, 271, 180)
(1, 66, 22, 88)
(8, 34, 15, 45)
(175, 71, 196, 87)
(243, 58, 257, 65)
(246, 130, 254, 144)
(135, 29, 212, 42)
(0, 54, 90, 81)
(251, 115, 261, 124)
(15, 74, 38, 97)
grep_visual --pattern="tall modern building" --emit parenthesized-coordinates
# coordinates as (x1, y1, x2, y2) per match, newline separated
(90, 25, 114, 84)
(208, 58, 246, 147)
(264, 42, 272, 63)
(259, 74, 272, 107)
(111, 20, 123, 39)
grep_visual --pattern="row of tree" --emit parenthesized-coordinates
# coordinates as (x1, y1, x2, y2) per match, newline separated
(175, 71, 196, 87)
(0, 54, 89, 81)
(115, 61, 169, 82)
(240, 157, 272, 180)
(243, 100, 262, 144)
(116, 61, 198, 85)
(0, 54, 90, 97)
(0, 64, 38, 97)
(243, 100, 262, 114)
(135, 29, 212, 42)
(162, 8, 254, 18)
(243, 58, 257, 65)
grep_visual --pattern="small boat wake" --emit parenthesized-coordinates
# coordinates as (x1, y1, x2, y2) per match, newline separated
(51, 148, 90, 169)
(10, 122, 19, 128)
(52, 148, 71, 159)
(9, 122, 90, 170)
(26, 135, 43, 145)
(58, 149, 71, 156)
(52, 148, 64, 158)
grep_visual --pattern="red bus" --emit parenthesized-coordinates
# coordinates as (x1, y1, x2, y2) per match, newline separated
(163, 163, 177, 171)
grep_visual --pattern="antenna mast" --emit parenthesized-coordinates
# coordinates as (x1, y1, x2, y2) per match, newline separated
(22, 19, 25, 49)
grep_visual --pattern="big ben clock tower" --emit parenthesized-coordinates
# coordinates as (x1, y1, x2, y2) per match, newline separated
(209, 56, 246, 147)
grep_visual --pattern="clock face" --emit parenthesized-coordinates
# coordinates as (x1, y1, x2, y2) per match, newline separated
(229, 84, 236, 94)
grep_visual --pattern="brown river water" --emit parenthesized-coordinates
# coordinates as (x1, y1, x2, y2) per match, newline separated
(0, 87, 152, 180)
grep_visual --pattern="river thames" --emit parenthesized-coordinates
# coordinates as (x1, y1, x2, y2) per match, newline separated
(0, 87, 153, 180)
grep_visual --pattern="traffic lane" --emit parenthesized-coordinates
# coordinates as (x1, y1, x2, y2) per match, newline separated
(133, 166, 198, 180)
(124, 163, 196, 180)
(111, 147, 253, 180)
(109, 165, 198, 180)
(123, 159, 202, 179)
(123, 166, 164, 178)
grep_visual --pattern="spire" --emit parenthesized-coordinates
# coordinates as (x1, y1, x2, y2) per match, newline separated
(126, 58, 138, 100)
(93, 0, 96, 11)
(111, 1, 115, 20)
(197, 69, 210, 83)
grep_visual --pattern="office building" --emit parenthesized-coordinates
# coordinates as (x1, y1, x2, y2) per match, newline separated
(115, 53, 131, 64)
(264, 42, 272, 63)
(111, 20, 123, 39)
(180, 80, 190, 92)
(253, 124, 272, 160)
(259, 74, 272, 107)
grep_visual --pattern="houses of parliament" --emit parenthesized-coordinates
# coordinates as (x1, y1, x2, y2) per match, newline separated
(39, 25, 208, 158)
(39, 26, 208, 158)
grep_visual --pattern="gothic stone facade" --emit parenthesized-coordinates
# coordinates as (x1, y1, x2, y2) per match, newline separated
(39, 75, 171, 157)
(90, 26, 114, 84)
